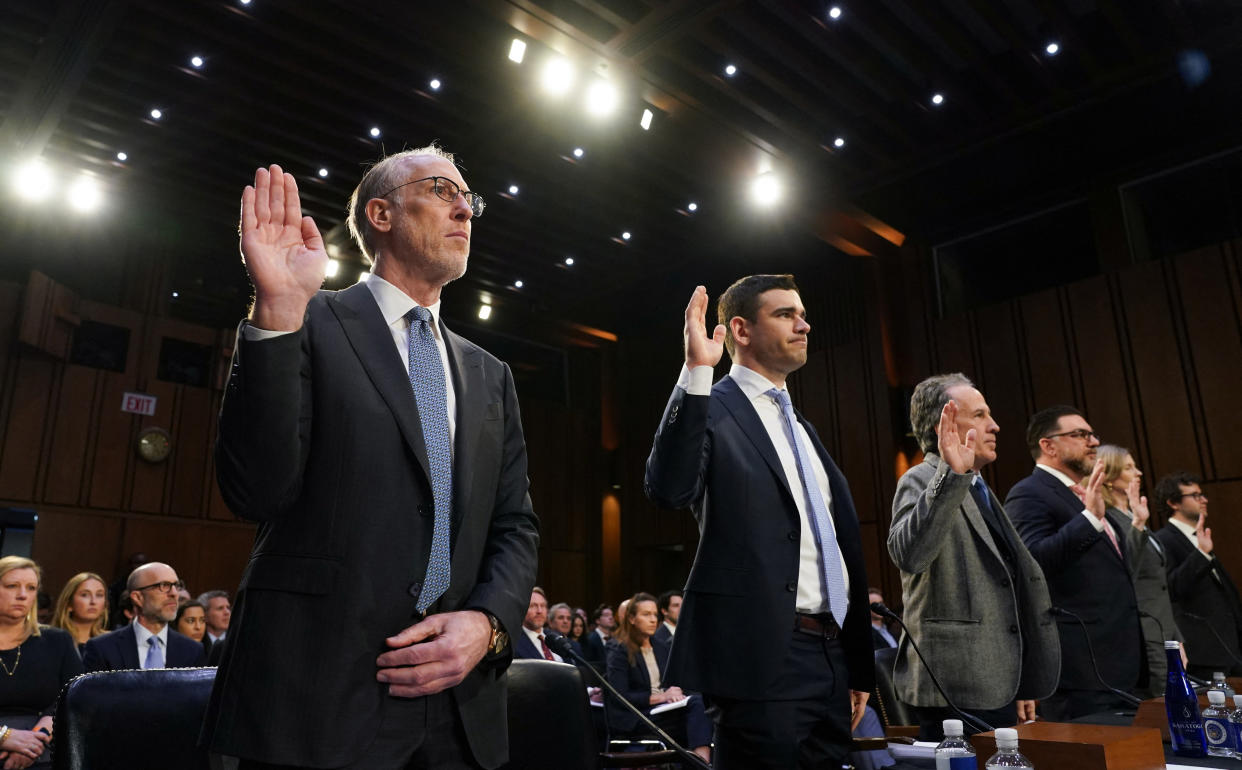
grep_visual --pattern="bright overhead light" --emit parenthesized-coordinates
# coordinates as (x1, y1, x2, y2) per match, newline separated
(833, 137, 846, 148)
(687, 202, 698, 212)
(585, 80, 618, 116)
(573, 147, 584, 158)
(931, 93, 944, 105)
(149, 108, 163, 120)
(369, 126, 381, 138)
(318, 167, 329, 178)
(429, 78, 441, 90)
(1045, 42, 1060, 56)
(724, 64, 737, 77)
(327, 243, 341, 257)
(514, 280, 524, 288)
(829, 6, 843, 20)
(508, 184, 519, 195)
(325, 259, 340, 278)
(509, 39, 527, 64)
(478, 304, 492, 320)
(621, 231, 632, 241)
(11, 159, 53, 202)
(540, 57, 575, 96)
(640, 109, 653, 130)
(116, 151, 128, 162)
(749, 173, 783, 207)
(564, 257, 574, 266)
(190, 55, 204, 69)
(239, 0, 251, 5)
(172, 291, 179, 298)
(68, 175, 102, 213)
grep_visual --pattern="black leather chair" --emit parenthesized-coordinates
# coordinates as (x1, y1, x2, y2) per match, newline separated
(54, 667, 216, 770)
(870, 646, 916, 730)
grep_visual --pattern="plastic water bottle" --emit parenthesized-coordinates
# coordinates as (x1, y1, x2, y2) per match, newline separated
(1165, 640, 1207, 757)
(1210, 671, 1236, 699)
(935, 719, 975, 770)
(1203, 690, 1238, 758)
(1230, 695, 1242, 756)
(984, 727, 1033, 768)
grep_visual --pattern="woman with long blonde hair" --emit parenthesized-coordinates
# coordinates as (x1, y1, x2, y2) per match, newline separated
(51, 572, 109, 652)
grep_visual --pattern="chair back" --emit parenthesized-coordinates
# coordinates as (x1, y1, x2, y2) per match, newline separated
(54, 667, 216, 770)
(500, 659, 598, 769)
(871, 646, 915, 728)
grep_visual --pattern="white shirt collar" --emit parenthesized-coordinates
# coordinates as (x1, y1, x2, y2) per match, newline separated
(133, 619, 167, 647)
(365, 273, 442, 336)
(729, 364, 785, 400)
(1036, 463, 1077, 488)
(1168, 516, 1199, 539)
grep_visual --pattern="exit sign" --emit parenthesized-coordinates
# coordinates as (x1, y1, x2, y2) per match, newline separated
(121, 392, 157, 416)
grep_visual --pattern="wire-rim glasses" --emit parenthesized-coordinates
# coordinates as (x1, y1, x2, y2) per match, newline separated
(379, 176, 485, 217)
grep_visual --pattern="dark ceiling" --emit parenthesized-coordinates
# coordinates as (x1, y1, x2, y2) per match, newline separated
(2, 0, 1240, 338)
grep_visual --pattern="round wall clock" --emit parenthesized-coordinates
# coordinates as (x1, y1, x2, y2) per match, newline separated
(136, 427, 172, 463)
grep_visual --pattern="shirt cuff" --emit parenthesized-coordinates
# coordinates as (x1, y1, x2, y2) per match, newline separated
(677, 364, 714, 396)
(1199, 548, 1214, 561)
(1080, 510, 1105, 531)
(241, 321, 295, 342)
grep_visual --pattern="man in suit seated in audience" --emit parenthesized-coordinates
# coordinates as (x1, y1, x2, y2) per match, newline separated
(1007, 405, 1143, 721)
(1154, 472, 1242, 678)
(889, 375, 1059, 739)
(548, 601, 583, 658)
(868, 589, 897, 650)
(197, 590, 231, 650)
(582, 604, 615, 672)
(654, 589, 682, 646)
(83, 562, 207, 671)
(514, 587, 562, 662)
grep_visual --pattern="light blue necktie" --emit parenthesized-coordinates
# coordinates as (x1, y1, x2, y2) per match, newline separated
(768, 388, 849, 628)
(407, 307, 452, 613)
(145, 636, 163, 669)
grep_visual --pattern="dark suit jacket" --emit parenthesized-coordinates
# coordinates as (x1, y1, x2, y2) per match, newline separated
(82, 624, 207, 672)
(605, 634, 672, 735)
(644, 375, 874, 699)
(204, 285, 540, 769)
(653, 623, 673, 647)
(1155, 523, 1242, 670)
(870, 626, 896, 650)
(1007, 468, 1142, 691)
(582, 630, 609, 671)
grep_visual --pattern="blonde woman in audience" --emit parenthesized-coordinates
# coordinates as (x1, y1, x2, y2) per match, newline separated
(1098, 444, 1187, 696)
(51, 572, 109, 654)
(0, 556, 83, 767)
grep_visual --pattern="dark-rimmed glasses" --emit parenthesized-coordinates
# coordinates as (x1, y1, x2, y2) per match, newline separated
(378, 176, 485, 217)
(134, 580, 185, 594)
(1043, 429, 1099, 442)
(1179, 491, 1207, 501)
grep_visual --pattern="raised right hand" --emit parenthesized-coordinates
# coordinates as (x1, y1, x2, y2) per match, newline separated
(684, 285, 725, 370)
(240, 165, 327, 331)
(1195, 512, 1214, 555)
(935, 399, 976, 474)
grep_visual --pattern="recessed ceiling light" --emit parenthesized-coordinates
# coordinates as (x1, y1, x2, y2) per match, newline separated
(318, 167, 328, 178)
(190, 55, 204, 69)
(540, 58, 574, 96)
(325, 259, 340, 278)
(640, 109, 653, 131)
(116, 151, 128, 162)
(239, 0, 251, 5)
(327, 243, 341, 257)
(1045, 42, 1060, 56)
(931, 93, 944, 106)
(369, 126, 381, 138)
(833, 137, 846, 148)
(149, 108, 163, 119)
(429, 78, 441, 90)
(829, 6, 843, 20)
(478, 304, 492, 320)
(508, 184, 519, 195)
(508, 39, 526, 64)
(68, 175, 102, 213)
(514, 280, 524, 288)
(12, 159, 53, 202)
(724, 64, 737, 77)
(172, 291, 179, 298)
(687, 202, 698, 212)
(564, 257, 574, 266)
(573, 147, 584, 158)
(585, 80, 618, 117)
(749, 173, 783, 207)
(621, 231, 632, 240)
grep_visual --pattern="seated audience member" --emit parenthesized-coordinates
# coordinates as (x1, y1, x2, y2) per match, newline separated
(1007, 405, 1142, 721)
(82, 562, 207, 672)
(605, 593, 711, 765)
(51, 571, 109, 654)
(569, 613, 588, 645)
(547, 602, 582, 658)
(654, 590, 682, 646)
(177, 585, 192, 606)
(892, 378, 1058, 738)
(583, 604, 615, 671)
(514, 588, 561, 662)
(868, 588, 897, 650)
(107, 552, 147, 629)
(174, 599, 208, 651)
(0, 556, 84, 768)
(1098, 446, 1186, 696)
(1154, 472, 1242, 678)
(197, 590, 230, 645)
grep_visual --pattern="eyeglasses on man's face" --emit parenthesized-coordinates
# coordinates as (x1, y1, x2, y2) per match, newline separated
(134, 580, 185, 594)
(378, 176, 485, 218)
(1043, 429, 1100, 442)
(1179, 491, 1207, 501)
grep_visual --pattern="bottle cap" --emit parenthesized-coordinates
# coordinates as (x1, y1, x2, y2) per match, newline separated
(994, 727, 1018, 747)
(942, 719, 963, 736)
(1209, 690, 1226, 705)
(1165, 640, 1180, 650)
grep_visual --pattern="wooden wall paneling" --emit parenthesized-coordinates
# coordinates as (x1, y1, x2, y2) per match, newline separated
(41, 364, 97, 505)
(564, 411, 592, 551)
(120, 517, 203, 585)
(858, 521, 885, 601)
(192, 523, 255, 597)
(1118, 261, 1202, 478)
(1175, 246, 1242, 479)
(525, 399, 568, 549)
(1066, 276, 1141, 455)
(31, 510, 123, 604)
(17, 272, 78, 360)
(1018, 289, 1079, 409)
(0, 356, 56, 501)
(88, 374, 136, 509)
(1197, 480, 1242, 585)
(127, 380, 177, 514)
(827, 339, 878, 523)
(974, 302, 1032, 494)
(169, 385, 212, 517)
(0, 283, 24, 403)
(539, 550, 588, 606)
(929, 313, 975, 379)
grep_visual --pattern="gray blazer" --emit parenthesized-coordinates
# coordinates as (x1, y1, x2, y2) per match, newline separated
(888, 454, 1060, 709)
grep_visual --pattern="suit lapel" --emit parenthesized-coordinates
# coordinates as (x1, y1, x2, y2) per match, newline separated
(121, 626, 140, 669)
(329, 285, 432, 485)
(930, 455, 1005, 564)
(715, 377, 795, 507)
(442, 323, 482, 540)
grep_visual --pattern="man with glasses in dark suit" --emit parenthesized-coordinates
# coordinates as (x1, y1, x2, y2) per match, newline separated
(82, 562, 207, 671)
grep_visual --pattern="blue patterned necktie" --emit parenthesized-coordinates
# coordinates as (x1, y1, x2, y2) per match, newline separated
(768, 388, 849, 628)
(145, 636, 163, 669)
(407, 307, 452, 613)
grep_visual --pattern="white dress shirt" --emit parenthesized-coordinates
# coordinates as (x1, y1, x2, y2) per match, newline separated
(1167, 516, 1214, 561)
(521, 626, 562, 662)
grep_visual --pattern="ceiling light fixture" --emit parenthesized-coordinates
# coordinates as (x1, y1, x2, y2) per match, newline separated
(687, 202, 698, 212)
(190, 55, 204, 69)
(149, 108, 163, 119)
(508, 184, 519, 195)
(116, 152, 128, 162)
(514, 280, 524, 288)
(508, 39, 527, 64)
(829, 6, 843, 20)
(11, 159, 53, 202)
(834, 137, 846, 148)
(68, 175, 102, 213)
(621, 231, 632, 240)
(564, 257, 574, 266)
(931, 93, 944, 106)
(724, 64, 737, 77)
(429, 78, 441, 90)
(1045, 42, 1060, 56)
(318, 167, 328, 178)
(640, 109, 653, 131)
(749, 173, 783, 207)
(478, 304, 492, 320)
(540, 58, 575, 96)
(585, 80, 618, 116)
(573, 147, 584, 158)
(369, 126, 381, 138)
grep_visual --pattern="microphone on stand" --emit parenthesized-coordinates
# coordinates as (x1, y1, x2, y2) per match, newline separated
(869, 601, 995, 734)
(1049, 607, 1142, 707)
(542, 630, 711, 770)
